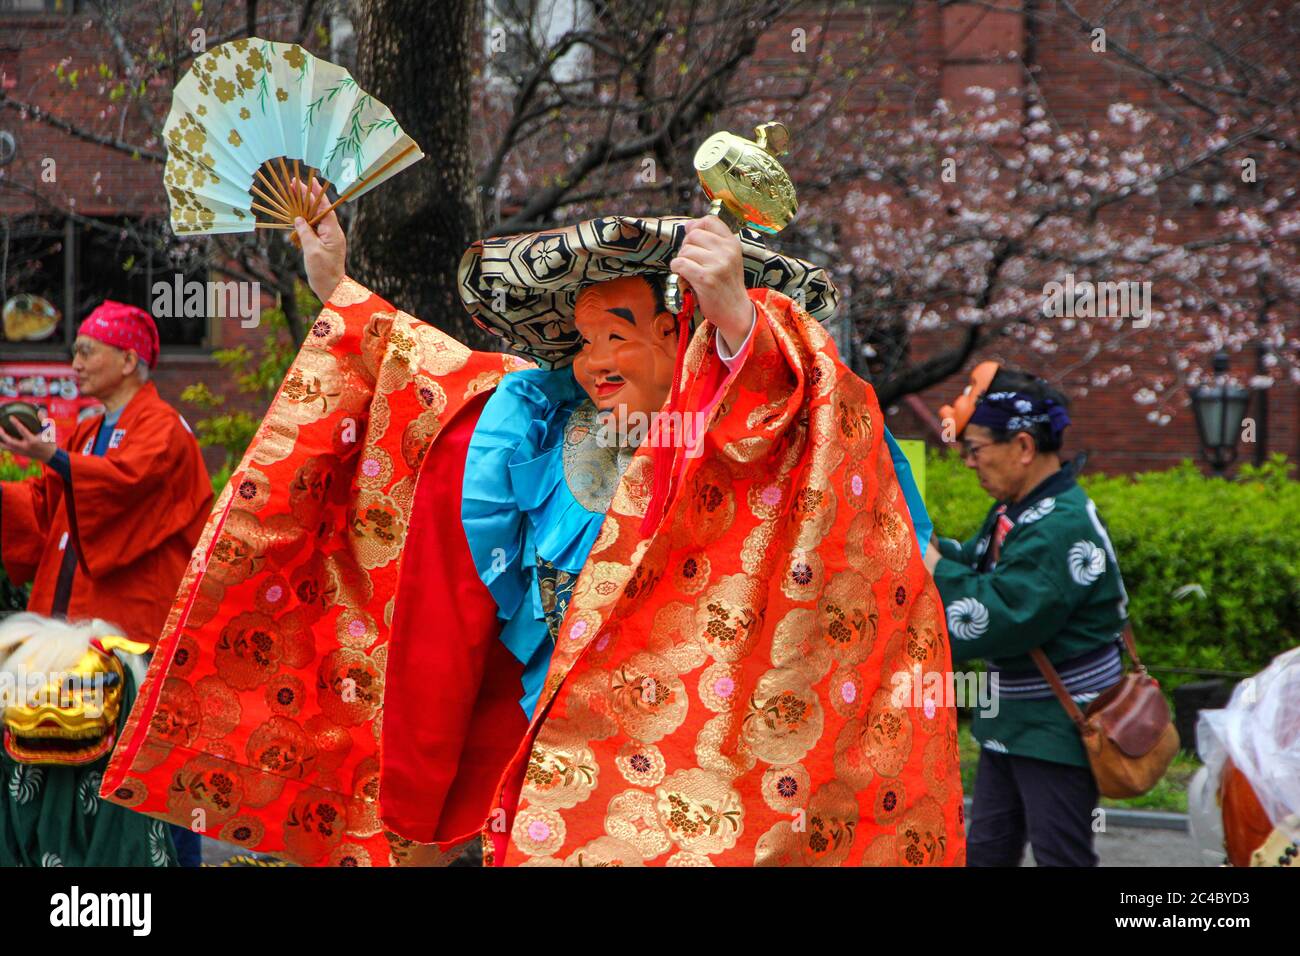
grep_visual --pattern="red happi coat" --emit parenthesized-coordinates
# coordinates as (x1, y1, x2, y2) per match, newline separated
(102, 277, 966, 866)
(0, 381, 212, 647)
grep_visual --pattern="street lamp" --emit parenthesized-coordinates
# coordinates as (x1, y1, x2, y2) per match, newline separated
(1249, 342, 1274, 466)
(1190, 350, 1252, 474)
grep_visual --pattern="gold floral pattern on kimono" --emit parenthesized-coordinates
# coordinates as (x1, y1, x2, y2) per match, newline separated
(103, 282, 966, 868)
(491, 290, 966, 867)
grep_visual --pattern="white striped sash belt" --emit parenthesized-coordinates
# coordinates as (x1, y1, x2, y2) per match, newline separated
(989, 640, 1124, 701)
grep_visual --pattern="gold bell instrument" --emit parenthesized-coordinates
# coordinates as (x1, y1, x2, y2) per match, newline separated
(666, 121, 799, 313)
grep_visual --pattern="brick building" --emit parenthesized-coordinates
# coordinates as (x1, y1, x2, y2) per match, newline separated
(885, 2, 1296, 474)
(0, 1, 273, 474)
(2, 0, 1294, 478)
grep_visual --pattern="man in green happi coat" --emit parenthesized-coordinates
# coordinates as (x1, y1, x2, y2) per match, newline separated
(924, 367, 1130, 867)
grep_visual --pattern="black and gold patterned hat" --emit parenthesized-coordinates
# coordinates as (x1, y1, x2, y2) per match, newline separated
(457, 215, 838, 370)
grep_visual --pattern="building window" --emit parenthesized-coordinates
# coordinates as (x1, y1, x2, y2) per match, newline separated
(1, 215, 209, 351)
(484, 0, 590, 89)
(80, 218, 209, 348)
(1, 216, 68, 346)
(0, 0, 85, 14)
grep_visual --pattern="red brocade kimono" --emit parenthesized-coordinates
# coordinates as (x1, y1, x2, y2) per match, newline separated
(0, 382, 212, 648)
(102, 277, 966, 866)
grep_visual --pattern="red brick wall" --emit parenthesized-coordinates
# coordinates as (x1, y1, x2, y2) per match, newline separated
(0, 12, 165, 217)
(887, 334, 1297, 475)
(890, 2, 1297, 474)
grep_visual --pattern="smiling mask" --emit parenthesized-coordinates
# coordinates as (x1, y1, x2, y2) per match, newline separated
(571, 276, 679, 426)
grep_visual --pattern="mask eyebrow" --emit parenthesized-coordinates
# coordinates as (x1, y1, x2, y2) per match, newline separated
(606, 307, 636, 325)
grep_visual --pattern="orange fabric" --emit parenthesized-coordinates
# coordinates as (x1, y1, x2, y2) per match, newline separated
(102, 280, 966, 867)
(488, 289, 966, 866)
(641, 288, 697, 536)
(1222, 759, 1273, 868)
(101, 280, 531, 866)
(938, 360, 1000, 441)
(0, 381, 211, 646)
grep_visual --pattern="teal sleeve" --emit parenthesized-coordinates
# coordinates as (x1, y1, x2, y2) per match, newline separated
(462, 368, 596, 719)
(882, 428, 932, 553)
(936, 535, 971, 563)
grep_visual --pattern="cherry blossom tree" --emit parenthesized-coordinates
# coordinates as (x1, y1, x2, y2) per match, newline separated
(473, 1, 1297, 414)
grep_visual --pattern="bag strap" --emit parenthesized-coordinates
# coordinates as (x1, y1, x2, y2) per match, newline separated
(1118, 623, 1146, 672)
(1028, 648, 1091, 732)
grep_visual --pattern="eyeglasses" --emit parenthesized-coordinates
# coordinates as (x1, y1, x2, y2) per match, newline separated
(960, 440, 999, 461)
(70, 340, 101, 360)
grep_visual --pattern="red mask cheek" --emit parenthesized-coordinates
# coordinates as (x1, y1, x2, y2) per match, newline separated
(612, 339, 660, 388)
(609, 340, 640, 376)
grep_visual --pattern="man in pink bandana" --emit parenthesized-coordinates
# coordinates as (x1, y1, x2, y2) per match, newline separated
(0, 300, 212, 650)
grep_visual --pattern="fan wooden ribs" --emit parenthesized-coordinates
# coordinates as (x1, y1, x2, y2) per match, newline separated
(249, 140, 420, 233)
(251, 158, 330, 230)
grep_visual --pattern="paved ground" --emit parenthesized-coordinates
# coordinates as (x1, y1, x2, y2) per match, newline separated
(1020, 824, 1206, 867)
(1098, 826, 1206, 867)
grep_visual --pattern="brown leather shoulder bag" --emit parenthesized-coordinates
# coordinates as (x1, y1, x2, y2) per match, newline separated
(1030, 628, 1180, 798)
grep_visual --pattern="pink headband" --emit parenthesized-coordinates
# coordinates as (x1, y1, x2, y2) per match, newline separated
(78, 300, 160, 369)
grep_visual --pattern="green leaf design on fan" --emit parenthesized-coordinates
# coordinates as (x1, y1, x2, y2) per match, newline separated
(324, 92, 373, 169)
(304, 76, 356, 135)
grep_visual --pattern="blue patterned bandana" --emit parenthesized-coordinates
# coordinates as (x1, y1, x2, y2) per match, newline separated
(969, 390, 1072, 440)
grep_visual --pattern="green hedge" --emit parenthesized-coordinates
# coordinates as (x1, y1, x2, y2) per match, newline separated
(926, 450, 1300, 688)
(0, 452, 42, 612)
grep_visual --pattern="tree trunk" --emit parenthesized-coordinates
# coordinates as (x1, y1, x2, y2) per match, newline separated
(349, 0, 494, 349)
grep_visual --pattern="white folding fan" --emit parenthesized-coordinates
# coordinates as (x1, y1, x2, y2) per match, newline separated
(161, 38, 423, 235)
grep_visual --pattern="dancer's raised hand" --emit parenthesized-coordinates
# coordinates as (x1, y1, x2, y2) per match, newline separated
(670, 215, 754, 354)
(291, 179, 348, 304)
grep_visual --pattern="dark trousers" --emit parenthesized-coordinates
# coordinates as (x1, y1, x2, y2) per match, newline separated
(966, 748, 1100, 867)
(170, 823, 203, 867)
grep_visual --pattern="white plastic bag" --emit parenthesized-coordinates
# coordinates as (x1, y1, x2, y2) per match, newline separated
(1195, 645, 1300, 846)
(1186, 765, 1227, 866)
